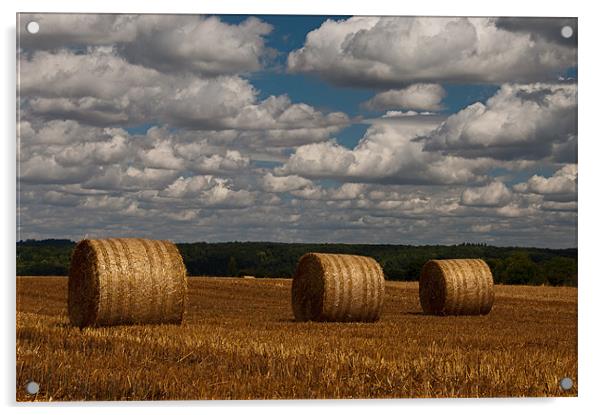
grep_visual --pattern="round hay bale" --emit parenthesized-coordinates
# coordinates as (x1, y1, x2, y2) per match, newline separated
(291, 253, 385, 322)
(419, 259, 494, 316)
(68, 238, 188, 327)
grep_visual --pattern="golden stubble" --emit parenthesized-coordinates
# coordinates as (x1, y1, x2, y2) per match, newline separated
(17, 277, 577, 400)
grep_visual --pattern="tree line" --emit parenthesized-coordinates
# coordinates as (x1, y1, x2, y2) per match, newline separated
(16, 239, 577, 286)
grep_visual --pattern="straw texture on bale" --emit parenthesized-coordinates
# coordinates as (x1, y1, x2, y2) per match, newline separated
(68, 238, 187, 327)
(419, 259, 494, 316)
(291, 253, 385, 322)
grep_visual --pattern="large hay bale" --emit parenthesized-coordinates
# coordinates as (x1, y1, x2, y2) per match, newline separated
(68, 238, 187, 327)
(291, 253, 385, 322)
(419, 259, 494, 316)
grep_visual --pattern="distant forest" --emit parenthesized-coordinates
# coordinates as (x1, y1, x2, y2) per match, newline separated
(16, 239, 577, 286)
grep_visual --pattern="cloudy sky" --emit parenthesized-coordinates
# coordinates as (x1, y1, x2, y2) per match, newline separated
(17, 14, 577, 247)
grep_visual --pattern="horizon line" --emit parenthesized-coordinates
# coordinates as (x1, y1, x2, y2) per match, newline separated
(16, 238, 578, 251)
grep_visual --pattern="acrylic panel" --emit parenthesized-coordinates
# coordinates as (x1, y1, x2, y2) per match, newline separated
(16, 13, 578, 401)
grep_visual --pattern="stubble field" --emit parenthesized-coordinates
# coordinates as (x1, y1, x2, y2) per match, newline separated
(16, 276, 577, 401)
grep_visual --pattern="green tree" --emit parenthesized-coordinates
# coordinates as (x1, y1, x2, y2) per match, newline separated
(502, 252, 538, 284)
(17, 239, 578, 285)
(227, 256, 238, 277)
(542, 257, 577, 286)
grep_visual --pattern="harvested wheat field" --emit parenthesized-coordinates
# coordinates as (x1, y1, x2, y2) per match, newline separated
(16, 276, 577, 401)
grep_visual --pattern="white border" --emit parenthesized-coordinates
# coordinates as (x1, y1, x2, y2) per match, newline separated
(3, 1, 600, 414)
(1, 0, 586, 16)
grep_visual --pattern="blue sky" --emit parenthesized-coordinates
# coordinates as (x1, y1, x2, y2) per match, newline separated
(17, 14, 578, 247)
(227, 15, 505, 149)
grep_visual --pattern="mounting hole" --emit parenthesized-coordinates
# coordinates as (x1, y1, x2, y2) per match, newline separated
(25, 381, 40, 395)
(561, 26, 573, 39)
(559, 377, 574, 391)
(26, 21, 40, 34)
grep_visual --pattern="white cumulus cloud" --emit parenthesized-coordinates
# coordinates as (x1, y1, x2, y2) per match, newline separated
(19, 14, 273, 76)
(200, 180, 255, 208)
(278, 117, 491, 185)
(262, 173, 314, 193)
(514, 164, 577, 202)
(160, 175, 216, 198)
(423, 83, 577, 161)
(461, 181, 513, 207)
(288, 17, 576, 86)
(20, 48, 348, 133)
(363, 84, 446, 111)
